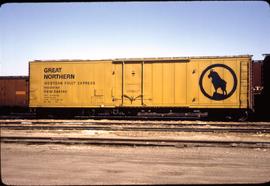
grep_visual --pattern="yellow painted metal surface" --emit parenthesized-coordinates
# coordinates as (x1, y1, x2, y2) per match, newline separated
(143, 62, 188, 106)
(123, 63, 142, 106)
(112, 63, 123, 106)
(30, 61, 114, 107)
(29, 55, 252, 109)
(189, 58, 242, 108)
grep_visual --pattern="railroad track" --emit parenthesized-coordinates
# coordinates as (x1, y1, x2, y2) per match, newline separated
(1, 119, 269, 126)
(2, 122, 270, 128)
(1, 125, 270, 133)
(2, 114, 268, 121)
(1, 120, 270, 134)
(1, 136, 270, 148)
(0, 114, 202, 120)
(2, 120, 269, 148)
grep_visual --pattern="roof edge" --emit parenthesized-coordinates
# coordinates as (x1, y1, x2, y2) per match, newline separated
(29, 54, 253, 63)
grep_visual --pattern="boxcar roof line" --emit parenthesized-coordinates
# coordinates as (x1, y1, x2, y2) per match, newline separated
(30, 55, 252, 63)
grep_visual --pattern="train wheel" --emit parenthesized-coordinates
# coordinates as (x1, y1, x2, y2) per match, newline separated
(226, 110, 249, 121)
(237, 111, 249, 122)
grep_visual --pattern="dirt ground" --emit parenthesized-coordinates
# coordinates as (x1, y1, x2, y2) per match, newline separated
(1, 143, 270, 185)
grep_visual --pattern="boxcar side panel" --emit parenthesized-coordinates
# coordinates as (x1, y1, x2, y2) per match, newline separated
(0, 77, 28, 107)
(143, 62, 188, 107)
(187, 60, 199, 106)
(123, 62, 142, 106)
(112, 63, 123, 106)
(174, 62, 188, 105)
(188, 57, 251, 108)
(30, 61, 114, 108)
(29, 56, 252, 110)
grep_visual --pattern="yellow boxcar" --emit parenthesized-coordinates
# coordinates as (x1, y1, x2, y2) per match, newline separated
(29, 55, 253, 110)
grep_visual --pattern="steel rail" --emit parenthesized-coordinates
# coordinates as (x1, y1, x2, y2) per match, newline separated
(0, 115, 201, 120)
(0, 113, 269, 121)
(1, 121, 270, 127)
(1, 125, 270, 133)
(1, 136, 270, 148)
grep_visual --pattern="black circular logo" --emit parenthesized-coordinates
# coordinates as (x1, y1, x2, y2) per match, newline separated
(199, 64, 237, 101)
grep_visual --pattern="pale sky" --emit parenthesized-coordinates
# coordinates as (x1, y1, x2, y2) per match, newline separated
(0, 1, 269, 75)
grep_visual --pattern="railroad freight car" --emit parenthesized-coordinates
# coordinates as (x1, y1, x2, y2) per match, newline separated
(0, 76, 29, 114)
(253, 54, 270, 121)
(252, 60, 264, 95)
(29, 55, 253, 120)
